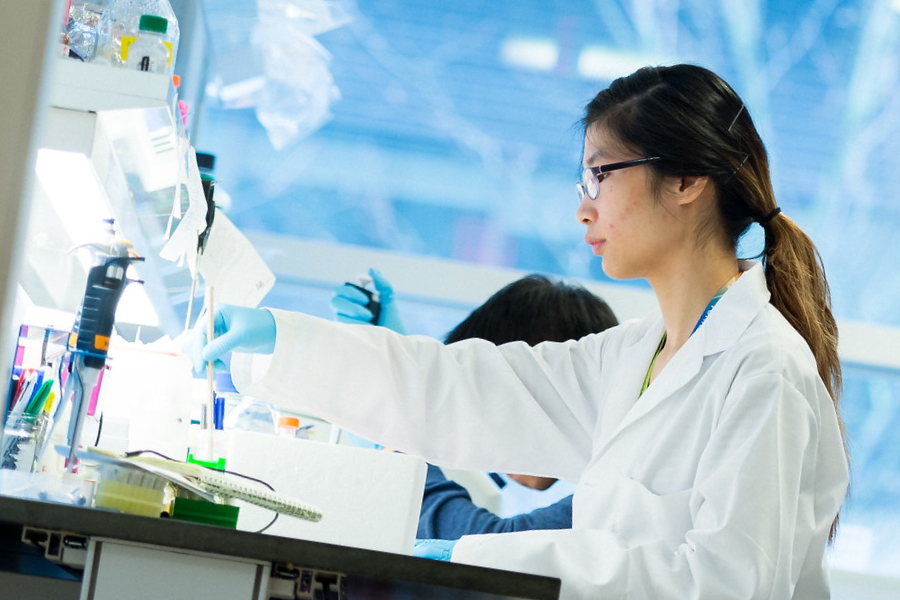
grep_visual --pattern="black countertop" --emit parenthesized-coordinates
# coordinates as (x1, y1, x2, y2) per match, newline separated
(0, 494, 560, 600)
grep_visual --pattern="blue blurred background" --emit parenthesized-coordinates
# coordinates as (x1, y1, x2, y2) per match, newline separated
(188, 0, 900, 577)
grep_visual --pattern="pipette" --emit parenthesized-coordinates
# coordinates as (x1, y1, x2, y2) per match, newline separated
(42, 237, 145, 471)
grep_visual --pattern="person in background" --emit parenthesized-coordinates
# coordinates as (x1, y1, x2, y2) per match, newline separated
(189, 64, 849, 598)
(331, 270, 618, 539)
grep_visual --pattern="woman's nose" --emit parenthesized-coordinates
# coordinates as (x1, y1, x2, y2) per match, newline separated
(576, 196, 595, 225)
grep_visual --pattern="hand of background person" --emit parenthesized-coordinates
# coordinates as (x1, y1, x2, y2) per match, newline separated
(413, 538, 456, 561)
(330, 268, 406, 334)
(182, 304, 276, 373)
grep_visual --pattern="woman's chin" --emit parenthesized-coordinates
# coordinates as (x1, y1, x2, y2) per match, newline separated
(600, 260, 635, 282)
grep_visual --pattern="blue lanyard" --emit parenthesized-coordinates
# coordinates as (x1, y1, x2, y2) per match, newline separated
(691, 294, 723, 335)
(691, 272, 741, 335)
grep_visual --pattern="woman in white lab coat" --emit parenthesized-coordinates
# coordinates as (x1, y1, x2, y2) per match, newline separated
(192, 64, 849, 599)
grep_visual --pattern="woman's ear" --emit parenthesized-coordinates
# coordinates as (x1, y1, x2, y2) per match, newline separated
(666, 175, 711, 207)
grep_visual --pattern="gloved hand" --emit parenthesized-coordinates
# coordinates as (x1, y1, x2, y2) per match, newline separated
(182, 304, 276, 373)
(330, 268, 406, 334)
(413, 539, 456, 561)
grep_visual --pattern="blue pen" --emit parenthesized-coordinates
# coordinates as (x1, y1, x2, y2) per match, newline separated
(213, 394, 225, 430)
(32, 370, 44, 393)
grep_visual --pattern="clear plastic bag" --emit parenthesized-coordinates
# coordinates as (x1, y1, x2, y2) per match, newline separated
(250, 0, 351, 149)
(257, 0, 351, 36)
(252, 33, 340, 149)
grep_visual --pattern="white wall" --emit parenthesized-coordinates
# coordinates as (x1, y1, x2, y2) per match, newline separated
(833, 569, 900, 600)
(246, 231, 900, 369)
(0, 1, 65, 409)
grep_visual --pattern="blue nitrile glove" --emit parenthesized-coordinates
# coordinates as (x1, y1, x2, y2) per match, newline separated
(330, 268, 406, 334)
(182, 304, 276, 373)
(413, 539, 456, 561)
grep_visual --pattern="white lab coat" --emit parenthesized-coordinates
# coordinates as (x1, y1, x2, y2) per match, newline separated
(232, 261, 848, 600)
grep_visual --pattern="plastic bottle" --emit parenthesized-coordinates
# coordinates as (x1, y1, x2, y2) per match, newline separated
(97, 0, 179, 70)
(126, 15, 169, 74)
(136, 0, 179, 70)
(277, 416, 301, 439)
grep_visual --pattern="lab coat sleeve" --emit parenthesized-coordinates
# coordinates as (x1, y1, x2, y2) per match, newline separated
(451, 371, 848, 600)
(417, 464, 573, 540)
(231, 310, 614, 481)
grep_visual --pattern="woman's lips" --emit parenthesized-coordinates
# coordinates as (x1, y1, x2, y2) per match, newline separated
(585, 237, 605, 252)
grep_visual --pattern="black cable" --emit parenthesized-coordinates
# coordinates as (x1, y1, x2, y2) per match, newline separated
(94, 412, 103, 447)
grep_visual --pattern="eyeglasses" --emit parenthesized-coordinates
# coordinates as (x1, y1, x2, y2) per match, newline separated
(575, 156, 661, 201)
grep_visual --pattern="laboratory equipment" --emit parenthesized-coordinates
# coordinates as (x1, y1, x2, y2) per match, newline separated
(331, 268, 405, 333)
(81, 446, 323, 522)
(345, 274, 381, 325)
(1, 412, 48, 472)
(48, 236, 145, 472)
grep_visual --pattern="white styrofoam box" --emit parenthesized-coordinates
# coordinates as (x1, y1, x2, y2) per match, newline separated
(224, 430, 427, 555)
(97, 338, 194, 459)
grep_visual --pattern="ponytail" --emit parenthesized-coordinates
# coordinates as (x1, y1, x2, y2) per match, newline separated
(763, 212, 846, 539)
(763, 214, 841, 403)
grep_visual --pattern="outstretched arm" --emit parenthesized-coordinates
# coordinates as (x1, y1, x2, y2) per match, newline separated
(417, 464, 572, 540)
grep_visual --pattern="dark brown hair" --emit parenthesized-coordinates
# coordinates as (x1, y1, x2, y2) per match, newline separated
(444, 274, 617, 346)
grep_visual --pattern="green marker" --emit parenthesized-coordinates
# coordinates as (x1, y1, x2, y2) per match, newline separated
(25, 379, 53, 416)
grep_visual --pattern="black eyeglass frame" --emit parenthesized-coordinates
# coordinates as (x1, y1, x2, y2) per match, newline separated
(575, 156, 662, 201)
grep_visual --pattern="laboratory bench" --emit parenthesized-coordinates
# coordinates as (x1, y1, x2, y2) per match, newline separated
(0, 494, 561, 600)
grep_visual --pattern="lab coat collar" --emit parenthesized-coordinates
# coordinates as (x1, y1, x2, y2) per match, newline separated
(606, 261, 770, 436)
(697, 260, 770, 356)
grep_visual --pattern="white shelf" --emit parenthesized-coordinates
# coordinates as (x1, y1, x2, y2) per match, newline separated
(48, 59, 173, 112)
(21, 57, 191, 337)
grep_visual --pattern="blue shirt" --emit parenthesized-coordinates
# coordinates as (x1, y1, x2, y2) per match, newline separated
(417, 464, 573, 540)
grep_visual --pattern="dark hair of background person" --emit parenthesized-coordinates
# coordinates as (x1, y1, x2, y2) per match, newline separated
(444, 274, 618, 346)
(581, 63, 845, 538)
